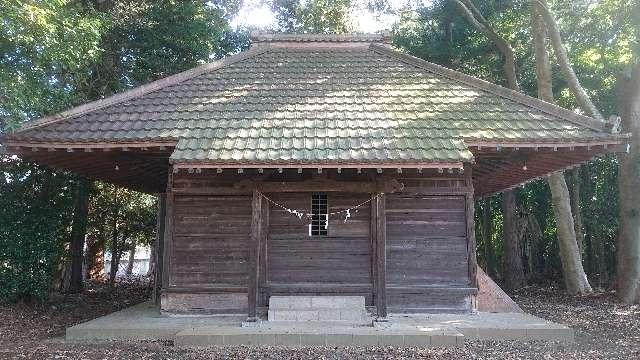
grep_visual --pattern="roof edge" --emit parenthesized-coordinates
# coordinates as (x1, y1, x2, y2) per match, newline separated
(169, 162, 467, 169)
(370, 43, 609, 133)
(14, 45, 272, 133)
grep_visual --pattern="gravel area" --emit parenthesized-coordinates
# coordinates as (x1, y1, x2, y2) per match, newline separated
(1, 283, 638, 359)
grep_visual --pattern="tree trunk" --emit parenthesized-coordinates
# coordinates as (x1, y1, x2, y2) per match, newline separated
(616, 63, 640, 304)
(481, 198, 498, 279)
(596, 232, 609, 288)
(534, 0, 605, 122)
(109, 236, 120, 284)
(569, 168, 585, 254)
(109, 187, 120, 285)
(503, 190, 525, 290)
(531, 1, 592, 295)
(126, 243, 136, 276)
(68, 178, 90, 293)
(85, 236, 105, 281)
(548, 173, 593, 294)
(147, 238, 156, 277)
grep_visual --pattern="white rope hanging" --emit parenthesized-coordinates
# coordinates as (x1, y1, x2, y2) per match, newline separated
(256, 191, 383, 223)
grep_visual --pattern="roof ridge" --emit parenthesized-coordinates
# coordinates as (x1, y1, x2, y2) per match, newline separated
(369, 43, 609, 133)
(250, 32, 391, 44)
(14, 45, 272, 133)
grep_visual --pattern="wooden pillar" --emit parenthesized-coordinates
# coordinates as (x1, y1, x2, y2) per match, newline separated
(162, 167, 174, 290)
(465, 165, 478, 290)
(247, 189, 263, 321)
(258, 198, 270, 306)
(153, 193, 167, 304)
(373, 192, 388, 319)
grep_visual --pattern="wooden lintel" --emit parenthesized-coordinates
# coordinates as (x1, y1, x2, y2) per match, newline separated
(172, 179, 405, 195)
(235, 178, 404, 194)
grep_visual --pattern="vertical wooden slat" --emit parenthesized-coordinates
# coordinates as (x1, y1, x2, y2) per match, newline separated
(247, 189, 263, 321)
(154, 193, 167, 304)
(258, 196, 270, 306)
(162, 167, 174, 290)
(370, 194, 377, 304)
(374, 192, 388, 318)
(465, 165, 478, 290)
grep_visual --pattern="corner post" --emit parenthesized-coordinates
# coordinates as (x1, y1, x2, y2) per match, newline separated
(247, 189, 263, 321)
(161, 166, 174, 292)
(153, 193, 167, 305)
(373, 192, 388, 319)
(465, 164, 479, 291)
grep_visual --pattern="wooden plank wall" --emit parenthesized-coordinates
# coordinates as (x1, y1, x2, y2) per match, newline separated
(265, 192, 374, 304)
(161, 172, 254, 313)
(161, 170, 477, 314)
(164, 194, 251, 313)
(385, 177, 475, 313)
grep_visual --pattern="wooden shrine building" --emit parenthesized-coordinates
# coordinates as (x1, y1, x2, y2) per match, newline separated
(1, 34, 629, 318)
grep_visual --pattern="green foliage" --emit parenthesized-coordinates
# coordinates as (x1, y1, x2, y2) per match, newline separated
(88, 183, 157, 250)
(270, 0, 353, 33)
(0, 156, 74, 302)
(0, 0, 105, 130)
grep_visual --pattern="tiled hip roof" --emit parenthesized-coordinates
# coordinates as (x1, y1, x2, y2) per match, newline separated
(6, 43, 623, 166)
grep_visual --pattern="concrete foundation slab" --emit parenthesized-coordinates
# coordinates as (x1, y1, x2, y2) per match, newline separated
(66, 301, 574, 347)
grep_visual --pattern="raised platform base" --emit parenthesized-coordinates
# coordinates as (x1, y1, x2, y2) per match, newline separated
(65, 301, 574, 347)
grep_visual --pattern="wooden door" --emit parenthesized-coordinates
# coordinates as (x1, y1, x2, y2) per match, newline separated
(264, 192, 374, 304)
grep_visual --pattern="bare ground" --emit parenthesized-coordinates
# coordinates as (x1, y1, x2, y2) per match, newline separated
(0, 281, 638, 360)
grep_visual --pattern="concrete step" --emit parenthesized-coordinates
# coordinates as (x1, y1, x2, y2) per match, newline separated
(268, 296, 367, 323)
(174, 326, 464, 347)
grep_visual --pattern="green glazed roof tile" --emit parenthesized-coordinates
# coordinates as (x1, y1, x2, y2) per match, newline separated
(11, 44, 616, 165)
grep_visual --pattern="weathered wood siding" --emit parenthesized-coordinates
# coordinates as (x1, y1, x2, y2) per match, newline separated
(172, 195, 251, 287)
(161, 170, 476, 314)
(385, 177, 474, 313)
(265, 192, 373, 304)
(163, 173, 253, 313)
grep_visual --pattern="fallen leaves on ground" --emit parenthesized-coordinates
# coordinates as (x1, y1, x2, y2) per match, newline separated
(1, 282, 638, 359)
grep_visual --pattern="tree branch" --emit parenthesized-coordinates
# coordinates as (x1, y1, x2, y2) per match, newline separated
(450, 0, 519, 91)
(530, 1, 553, 102)
(534, 0, 606, 122)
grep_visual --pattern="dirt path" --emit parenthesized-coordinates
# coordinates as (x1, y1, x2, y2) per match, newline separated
(1, 283, 638, 359)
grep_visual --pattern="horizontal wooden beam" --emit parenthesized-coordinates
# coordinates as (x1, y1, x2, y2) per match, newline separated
(172, 178, 405, 195)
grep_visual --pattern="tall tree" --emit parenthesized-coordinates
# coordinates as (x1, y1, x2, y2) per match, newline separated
(616, 63, 640, 304)
(68, 178, 90, 292)
(531, 0, 592, 295)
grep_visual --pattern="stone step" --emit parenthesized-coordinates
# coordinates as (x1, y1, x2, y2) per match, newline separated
(268, 296, 367, 323)
(268, 308, 367, 322)
(269, 296, 365, 310)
